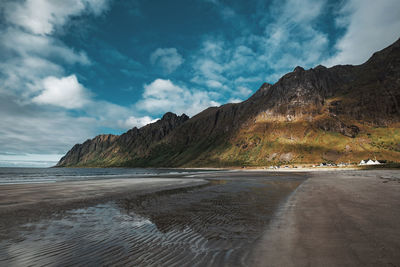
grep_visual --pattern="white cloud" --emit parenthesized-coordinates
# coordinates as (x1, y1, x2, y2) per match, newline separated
(0, 0, 161, 167)
(82, 100, 157, 130)
(191, 40, 262, 99)
(236, 86, 252, 97)
(261, 0, 328, 69)
(276, 0, 325, 24)
(0, 0, 154, 161)
(227, 98, 243, 103)
(0, 153, 63, 167)
(206, 80, 227, 89)
(191, 0, 330, 93)
(0, 94, 97, 155)
(0, 90, 157, 159)
(197, 58, 225, 82)
(118, 116, 158, 129)
(1, 28, 90, 65)
(0, 0, 104, 99)
(137, 79, 220, 116)
(0, 56, 64, 96)
(150, 48, 184, 74)
(4, 0, 109, 35)
(324, 0, 400, 66)
(33, 75, 90, 109)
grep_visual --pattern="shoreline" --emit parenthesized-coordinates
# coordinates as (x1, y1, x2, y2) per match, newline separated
(50, 163, 400, 171)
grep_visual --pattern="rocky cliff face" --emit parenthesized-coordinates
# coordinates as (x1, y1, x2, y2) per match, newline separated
(57, 134, 118, 167)
(57, 38, 400, 167)
(56, 113, 188, 167)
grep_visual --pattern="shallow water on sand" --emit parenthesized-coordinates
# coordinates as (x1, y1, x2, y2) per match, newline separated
(0, 175, 304, 266)
(0, 167, 215, 184)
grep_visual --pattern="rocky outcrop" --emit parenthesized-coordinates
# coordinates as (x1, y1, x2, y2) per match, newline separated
(57, 134, 118, 167)
(317, 117, 360, 138)
(56, 113, 189, 166)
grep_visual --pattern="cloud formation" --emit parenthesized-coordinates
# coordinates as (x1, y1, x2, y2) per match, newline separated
(118, 116, 157, 129)
(0, 0, 154, 159)
(4, 0, 109, 35)
(0, 153, 63, 167)
(1, 0, 400, 165)
(33, 75, 90, 109)
(190, 0, 330, 103)
(0, 94, 96, 155)
(137, 79, 219, 116)
(324, 0, 400, 66)
(0, 0, 96, 98)
(150, 48, 184, 74)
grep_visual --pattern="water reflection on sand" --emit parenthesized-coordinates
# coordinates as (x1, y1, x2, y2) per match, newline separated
(0, 174, 304, 266)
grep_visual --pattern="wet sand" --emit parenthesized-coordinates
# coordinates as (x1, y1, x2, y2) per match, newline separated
(252, 170, 400, 266)
(0, 177, 207, 233)
(0, 171, 305, 266)
(1, 170, 399, 266)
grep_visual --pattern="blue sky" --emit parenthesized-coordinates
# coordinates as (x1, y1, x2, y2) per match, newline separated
(0, 0, 399, 166)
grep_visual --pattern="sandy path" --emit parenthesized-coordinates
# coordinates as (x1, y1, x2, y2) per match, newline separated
(252, 170, 400, 266)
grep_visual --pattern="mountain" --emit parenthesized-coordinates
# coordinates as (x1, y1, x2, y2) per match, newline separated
(57, 38, 400, 167)
(57, 113, 189, 166)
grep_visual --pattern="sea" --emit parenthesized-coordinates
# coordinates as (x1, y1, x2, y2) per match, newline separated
(0, 167, 211, 185)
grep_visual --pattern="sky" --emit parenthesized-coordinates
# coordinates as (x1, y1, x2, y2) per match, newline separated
(0, 0, 399, 167)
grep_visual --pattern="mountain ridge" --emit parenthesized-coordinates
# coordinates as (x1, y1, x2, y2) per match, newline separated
(57, 38, 400, 167)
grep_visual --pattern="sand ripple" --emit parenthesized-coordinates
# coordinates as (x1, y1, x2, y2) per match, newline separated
(0, 175, 304, 266)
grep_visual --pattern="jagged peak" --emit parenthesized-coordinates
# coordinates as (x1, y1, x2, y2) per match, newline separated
(314, 64, 326, 70)
(161, 112, 189, 121)
(293, 66, 305, 72)
(161, 112, 178, 120)
(180, 113, 189, 120)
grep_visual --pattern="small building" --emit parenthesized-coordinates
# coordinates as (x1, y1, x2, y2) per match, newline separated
(359, 159, 381, 166)
(366, 159, 375, 165)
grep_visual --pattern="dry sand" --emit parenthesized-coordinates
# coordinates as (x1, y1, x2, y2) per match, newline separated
(251, 170, 400, 267)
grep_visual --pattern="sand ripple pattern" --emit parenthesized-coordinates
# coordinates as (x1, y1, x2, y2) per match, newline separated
(0, 175, 304, 266)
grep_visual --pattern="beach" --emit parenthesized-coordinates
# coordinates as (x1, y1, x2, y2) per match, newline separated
(252, 169, 400, 266)
(0, 169, 399, 266)
(0, 176, 207, 234)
